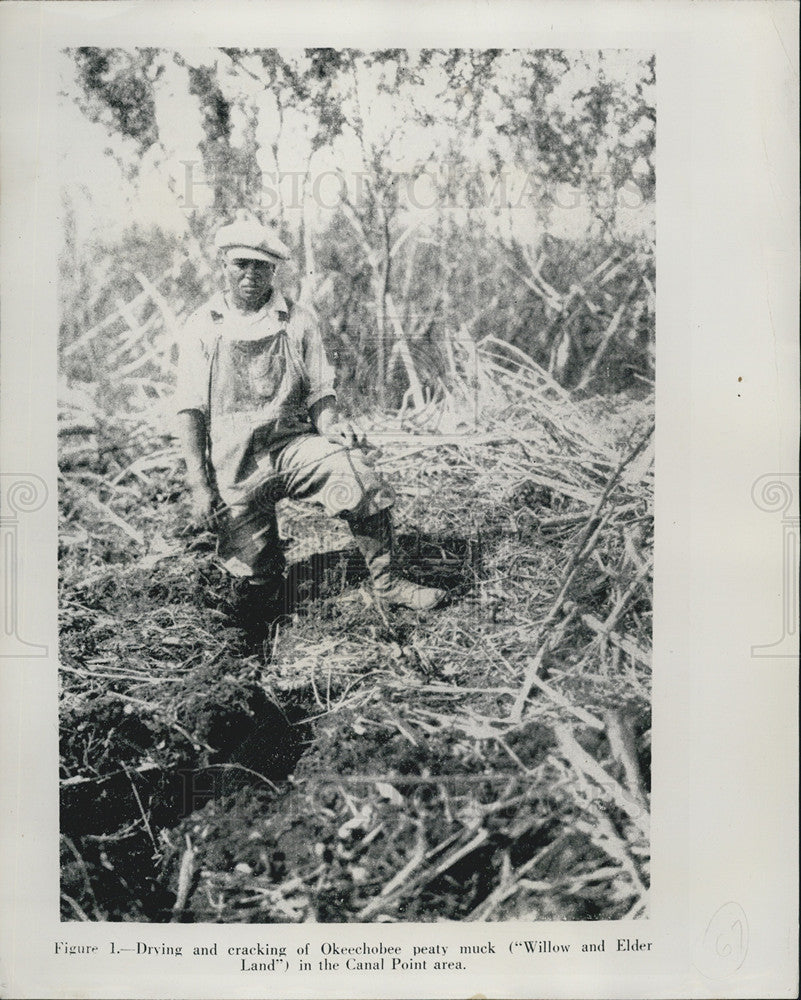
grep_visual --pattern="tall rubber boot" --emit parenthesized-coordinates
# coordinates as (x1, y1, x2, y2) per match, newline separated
(231, 575, 282, 658)
(347, 509, 445, 611)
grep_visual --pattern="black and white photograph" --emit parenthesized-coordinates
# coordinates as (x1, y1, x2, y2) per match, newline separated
(1, 2, 797, 998)
(57, 46, 655, 925)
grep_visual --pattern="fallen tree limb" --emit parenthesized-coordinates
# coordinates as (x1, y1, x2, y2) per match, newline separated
(553, 724, 650, 838)
(604, 708, 648, 809)
(171, 835, 196, 922)
(510, 421, 654, 720)
(580, 613, 650, 667)
(78, 490, 144, 546)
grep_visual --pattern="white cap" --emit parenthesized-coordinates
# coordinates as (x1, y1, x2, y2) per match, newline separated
(213, 214, 291, 264)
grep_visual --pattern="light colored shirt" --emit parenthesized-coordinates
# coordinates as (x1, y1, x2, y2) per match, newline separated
(174, 290, 336, 418)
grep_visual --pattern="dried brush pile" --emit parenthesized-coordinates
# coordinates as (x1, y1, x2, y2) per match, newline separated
(59, 316, 653, 923)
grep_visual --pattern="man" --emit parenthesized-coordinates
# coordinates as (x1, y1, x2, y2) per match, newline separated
(175, 214, 445, 629)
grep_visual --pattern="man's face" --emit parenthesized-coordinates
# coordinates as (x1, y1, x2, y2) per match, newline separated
(224, 256, 276, 311)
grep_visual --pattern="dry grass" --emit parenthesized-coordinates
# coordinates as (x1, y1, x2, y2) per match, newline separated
(59, 300, 652, 923)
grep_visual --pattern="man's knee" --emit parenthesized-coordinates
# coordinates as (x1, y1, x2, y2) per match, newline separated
(320, 451, 395, 519)
(216, 502, 283, 580)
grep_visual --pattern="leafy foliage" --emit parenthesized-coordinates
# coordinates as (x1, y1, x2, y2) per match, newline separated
(72, 47, 160, 150)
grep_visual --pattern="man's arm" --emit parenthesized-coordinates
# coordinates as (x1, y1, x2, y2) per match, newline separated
(177, 409, 216, 523)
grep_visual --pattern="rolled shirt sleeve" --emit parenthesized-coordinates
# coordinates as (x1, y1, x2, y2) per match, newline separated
(174, 313, 211, 417)
(297, 308, 337, 409)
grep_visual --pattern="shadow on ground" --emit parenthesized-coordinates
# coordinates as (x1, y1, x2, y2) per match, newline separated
(274, 530, 480, 617)
(61, 528, 481, 921)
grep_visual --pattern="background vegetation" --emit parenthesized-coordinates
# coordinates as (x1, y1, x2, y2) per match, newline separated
(59, 48, 654, 923)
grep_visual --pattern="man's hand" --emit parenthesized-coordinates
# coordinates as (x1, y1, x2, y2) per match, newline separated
(309, 396, 366, 449)
(187, 480, 217, 529)
(323, 419, 366, 450)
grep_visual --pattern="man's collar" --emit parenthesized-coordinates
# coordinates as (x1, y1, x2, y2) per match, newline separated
(210, 289, 288, 320)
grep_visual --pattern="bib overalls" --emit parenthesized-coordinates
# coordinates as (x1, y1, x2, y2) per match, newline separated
(177, 292, 393, 580)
